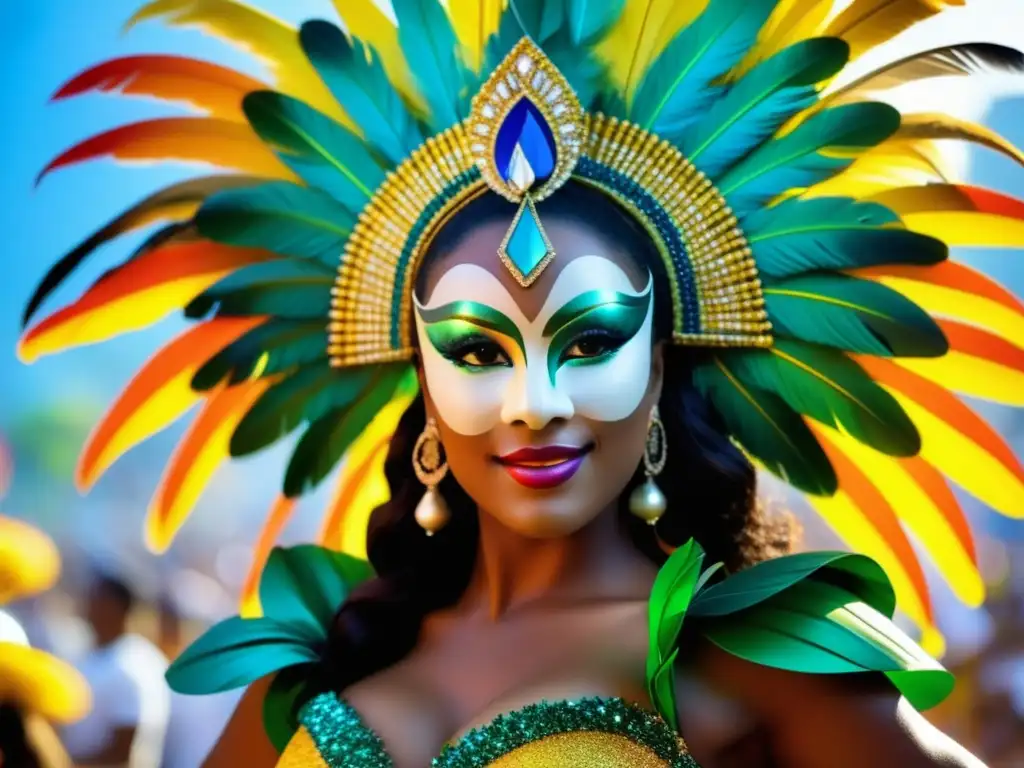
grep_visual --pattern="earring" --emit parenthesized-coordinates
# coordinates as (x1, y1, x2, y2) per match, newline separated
(413, 417, 450, 536)
(630, 405, 668, 526)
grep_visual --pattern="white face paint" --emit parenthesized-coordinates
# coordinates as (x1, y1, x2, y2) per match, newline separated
(414, 256, 654, 436)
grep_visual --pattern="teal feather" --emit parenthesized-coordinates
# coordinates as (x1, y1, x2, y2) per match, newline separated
(196, 181, 354, 267)
(184, 283, 332, 321)
(721, 340, 920, 456)
(185, 260, 333, 320)
(230, 364, 377, 458)
(284, 364, 415, 497)
(631, 0, 778, 138)
(565, 0, 625, 45)
(391, 0, 468, 131)
(243, 91, 385, 213)
(191, 319, 326, 390)
(299, 21, 422, 166)
(510, 0, 567, 43)
(764, 273, 948, 357)
(746, 197, 947, 278)
(693, 359, 837, 494)
(718, 102, 901, 213)
(681, 38, 849, 178)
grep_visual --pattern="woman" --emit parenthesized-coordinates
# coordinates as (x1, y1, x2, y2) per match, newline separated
(21, 0, 1024, 765)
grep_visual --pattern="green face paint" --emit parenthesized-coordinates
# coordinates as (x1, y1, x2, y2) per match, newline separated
(417, 301, 526, 372)
(543, 287, 652, 384)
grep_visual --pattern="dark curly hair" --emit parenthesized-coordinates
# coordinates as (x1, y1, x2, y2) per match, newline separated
(322, 182, 795, 691)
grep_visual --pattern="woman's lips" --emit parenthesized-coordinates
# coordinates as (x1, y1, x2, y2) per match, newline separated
(496, 444, 592, 490)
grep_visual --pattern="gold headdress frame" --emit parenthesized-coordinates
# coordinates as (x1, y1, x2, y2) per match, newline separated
(328, 39, 772, 369)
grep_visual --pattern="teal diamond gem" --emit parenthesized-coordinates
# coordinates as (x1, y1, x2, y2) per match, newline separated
(501, 198, 553, 286)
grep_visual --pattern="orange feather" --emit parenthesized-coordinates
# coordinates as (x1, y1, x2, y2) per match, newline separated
(74, 318, 263, 490)
(18, 241, 271, 362)
(146, 377, 275, 553)
(52, 55, 265, 121)
(240, 495, 298, 618)
(37, 118, 295, 183)
(319, 435, 390, 557)
(899, 456, 977, 566)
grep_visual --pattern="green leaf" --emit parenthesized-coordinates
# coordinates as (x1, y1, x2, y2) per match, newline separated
(165, 617, 319, 695)
(764, 273, 948, 357)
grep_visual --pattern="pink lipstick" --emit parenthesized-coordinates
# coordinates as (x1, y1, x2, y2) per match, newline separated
(496, 444, 592, 490)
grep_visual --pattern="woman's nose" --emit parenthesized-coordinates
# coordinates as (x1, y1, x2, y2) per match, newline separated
(500, 362, 574, 429)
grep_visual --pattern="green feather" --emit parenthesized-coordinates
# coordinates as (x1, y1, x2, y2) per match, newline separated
(184, 283, 332, 321)
(264, 666, 312, 753)
(631, 0, 778, 138)
(746, 197, 947, 279)
(243, 91, 385, 212)
(510, 0, 567, 43)
(229, 364, 377, 457)
(284, 364, 415, 497)
(165, 616, 319, 695)
(721, 340, 920, 456)
(565, 0, 625, 45)
(299, 21, 422, 166)
(681, 38, 849, 177)
(196, 181, 355, 267)
(718, 102, 901, 213)
(391, 0, 468, 131)
(764, 273, 948, 357)
(693, 359, 837, 494)
(192, 320, 327, 391)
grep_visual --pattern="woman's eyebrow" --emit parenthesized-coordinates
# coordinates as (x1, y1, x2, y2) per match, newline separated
(542, 286, 652, 338)
(416, 300, 526, 355)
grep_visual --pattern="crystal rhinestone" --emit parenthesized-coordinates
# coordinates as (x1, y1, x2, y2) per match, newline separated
(494, 98, 556, 187)
(474, 123, 490, 135)
(546, 85, 563, 103)
(507, 72, 519, 90)
(481, 104, 495, 119)
(552, 103, 567, 117)
(517, 54, 533, 74)
(496, 81, 510, 99)
(470, 143, 486, 153)
(559, 123, 577, 134)
(503, 201, 552, 282)
(532, 70, 547, 90)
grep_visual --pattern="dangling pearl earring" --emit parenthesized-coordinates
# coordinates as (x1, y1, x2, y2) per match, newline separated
(630, 404, 668, 526)
(413, 417, 450, 536)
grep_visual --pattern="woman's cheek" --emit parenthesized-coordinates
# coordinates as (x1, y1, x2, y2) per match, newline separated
(416, 324, 507, 436)
(559, 312, 653, 423)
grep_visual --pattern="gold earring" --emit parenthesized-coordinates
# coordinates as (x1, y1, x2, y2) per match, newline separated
(630, 405, 668, 526)
(413, 417, 450, 536)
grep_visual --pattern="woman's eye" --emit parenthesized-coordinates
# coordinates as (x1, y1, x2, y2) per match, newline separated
(564, 333, 622, 360)
(455, 342, 510, 368)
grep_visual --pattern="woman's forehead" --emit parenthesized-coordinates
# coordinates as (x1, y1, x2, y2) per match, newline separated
(416, 216, 650, 321)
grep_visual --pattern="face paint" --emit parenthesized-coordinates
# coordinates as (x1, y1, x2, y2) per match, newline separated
(415, 257, 655, 436)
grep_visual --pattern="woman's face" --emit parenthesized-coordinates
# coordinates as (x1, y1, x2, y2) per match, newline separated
(414, 213, 664, 538)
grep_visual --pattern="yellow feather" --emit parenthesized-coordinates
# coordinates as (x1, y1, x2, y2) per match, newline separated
(734, 0, 835, 78)
(804, 139, 951, 198)
(445, 0, 506, 73)
(127, 0, 348, 123)
(816, 429, 983, 606)
(0, 517, 61, 604)
(870, 185, 1024, 247)
(898, 350, 1024, 407)
(895, 113, 1024, 169)
(596, 0, 709, 101)
(0, 645, 92, 725)
(824, 0, 966, 63)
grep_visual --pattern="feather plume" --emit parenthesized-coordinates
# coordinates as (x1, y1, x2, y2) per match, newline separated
(37, 117, 295, 183)
(126, 0, 343, 121)
(329, 0, 419, 103)
(735, 0, 835, 77)
(595, 0, 709, 97)
(824, 0, 967, 62)
(242, 92, 385, 213)
(147, 378, 273, 553)
(821, 43, 1024, 108)
(299, 21, 422, 165)
(449, 0, 506, 71)
(818, 429, 982, 606)
(240, 496, 298, 617)
(746, 197, 946, 279)
(192, 319, 326, 390)
(18, 242, 269, 363)
(192, 261, 334, 321)
(898, 320, 1024, 407)
(566, 0, 626, 45)
(391, 0, 467, 131)
(22, 175, 259, 327)
(803, 139, 952, 199)
(859, 356, 1024, 517)
(631, 0, 777, 137)
(683, 38, 849, 177)
(858, 262, 1024, 349)
(870, 184, 1024, 247)
(52, 55, 264, 120)
(894, 113, 1024, 169)
(74, 319, 261, 490)
(718, 102, 900, 213)
(196, 181, 355, 266)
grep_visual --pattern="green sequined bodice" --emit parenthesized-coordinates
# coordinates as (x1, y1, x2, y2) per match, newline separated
(296, 692, 698, 767)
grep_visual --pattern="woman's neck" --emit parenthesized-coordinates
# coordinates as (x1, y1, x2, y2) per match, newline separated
(456, 505, 659, 621)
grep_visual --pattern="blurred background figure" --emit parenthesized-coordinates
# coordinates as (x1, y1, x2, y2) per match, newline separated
(61, 572, 169, 768)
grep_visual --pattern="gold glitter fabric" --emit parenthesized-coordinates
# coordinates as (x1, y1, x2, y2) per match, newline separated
(487, 731, 675, 767)
(277, 727, 330, 768)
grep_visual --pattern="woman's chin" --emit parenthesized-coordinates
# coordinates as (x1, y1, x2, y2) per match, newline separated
(481, 466, 609, 539)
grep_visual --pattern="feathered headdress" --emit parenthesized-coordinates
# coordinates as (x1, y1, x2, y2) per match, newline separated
(21, 0, 1024, 646)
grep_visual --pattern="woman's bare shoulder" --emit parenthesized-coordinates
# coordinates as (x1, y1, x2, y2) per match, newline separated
(202, 676, 279, 768)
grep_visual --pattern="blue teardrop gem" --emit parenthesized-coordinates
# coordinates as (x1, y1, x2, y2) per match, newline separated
(504, 201, 552, 282)
(494, 98, 557, 188)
